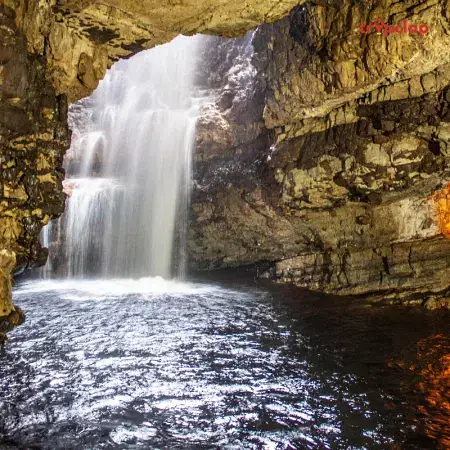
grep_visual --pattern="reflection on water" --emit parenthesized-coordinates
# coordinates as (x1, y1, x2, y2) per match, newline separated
(414, 335, 450, 449)
(386, 333, 450, 450)
(0, 277, 449, 449)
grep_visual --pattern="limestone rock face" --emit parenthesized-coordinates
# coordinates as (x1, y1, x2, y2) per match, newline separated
(256, 0, 450, 129)
(0, 248, 25, 345)
(4, 0, 300, 102)
(187, 0, 450, 306)
(0, 249, 15, 317)
(0, 5, 69, 310)
(193, 33, 270, 200)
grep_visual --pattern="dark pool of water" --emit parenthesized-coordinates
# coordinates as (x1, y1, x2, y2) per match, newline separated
(0, 275, 449, 449)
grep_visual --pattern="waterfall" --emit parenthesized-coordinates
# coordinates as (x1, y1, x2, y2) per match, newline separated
(42, 35, 206, 279)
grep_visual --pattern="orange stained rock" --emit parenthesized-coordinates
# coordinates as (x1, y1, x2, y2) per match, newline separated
(432, 183, 450, 238)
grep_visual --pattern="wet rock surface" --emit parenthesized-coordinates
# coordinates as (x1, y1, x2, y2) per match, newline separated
(0, 5, 69, 322)
(193, 32, 271, 202)
(187, 0, 450, 306)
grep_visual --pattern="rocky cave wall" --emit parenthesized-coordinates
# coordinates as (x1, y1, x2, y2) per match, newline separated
(188, 0, 450, 307)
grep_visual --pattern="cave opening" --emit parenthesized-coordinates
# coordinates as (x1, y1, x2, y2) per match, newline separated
(1, 1, 450, 447)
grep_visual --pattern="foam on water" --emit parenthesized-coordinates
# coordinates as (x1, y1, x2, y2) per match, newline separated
(14, 277, 230, 300)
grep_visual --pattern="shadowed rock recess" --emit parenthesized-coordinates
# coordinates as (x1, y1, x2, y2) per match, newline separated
(1, 0, 450, 332)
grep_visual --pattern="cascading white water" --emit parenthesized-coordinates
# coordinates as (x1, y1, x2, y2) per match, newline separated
(42, 35, 206, 279)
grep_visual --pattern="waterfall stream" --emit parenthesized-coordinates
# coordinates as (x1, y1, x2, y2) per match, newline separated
(42, 35, 206, 279)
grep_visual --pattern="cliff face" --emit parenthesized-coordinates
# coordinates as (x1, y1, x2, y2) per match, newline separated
(5, 0, 300, 102)
(188, 0, 450, 307)
(193, 32, 270, 215)
(0, 5, 68, 336)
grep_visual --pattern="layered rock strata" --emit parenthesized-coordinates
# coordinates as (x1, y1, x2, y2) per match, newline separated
(188, 0, 450, 307)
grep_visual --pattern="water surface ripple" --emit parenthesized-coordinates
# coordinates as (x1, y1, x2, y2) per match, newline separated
(0, 277, 449, 449)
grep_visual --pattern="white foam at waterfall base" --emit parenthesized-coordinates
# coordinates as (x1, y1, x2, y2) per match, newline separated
(41, 34, 208, 280)
(14, 278, 228, 300)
